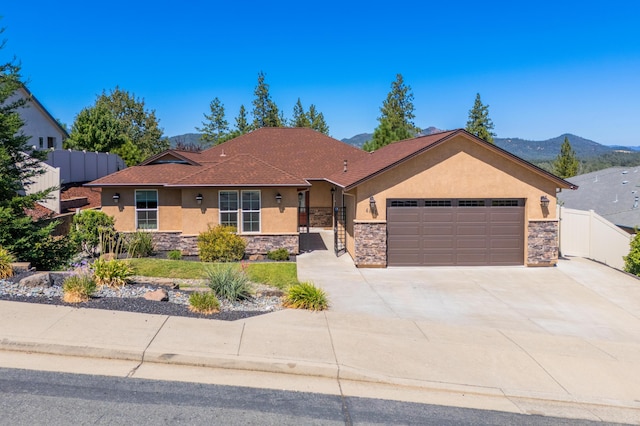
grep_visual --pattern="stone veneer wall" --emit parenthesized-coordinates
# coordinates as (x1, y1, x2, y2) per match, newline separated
(309, 207, 333, 228)
(527, 221, 559, 266)
(354, 222, 387, 267)
(151, 232, 298, 256)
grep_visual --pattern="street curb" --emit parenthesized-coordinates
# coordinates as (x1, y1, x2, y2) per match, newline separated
(2, 337, 640, 417)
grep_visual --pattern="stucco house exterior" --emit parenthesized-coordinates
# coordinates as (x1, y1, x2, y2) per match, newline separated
(86, 127, 576, 267)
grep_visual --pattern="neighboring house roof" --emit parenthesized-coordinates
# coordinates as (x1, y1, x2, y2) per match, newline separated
(329, 129, 577, 191)
(558, 166, 640, 229)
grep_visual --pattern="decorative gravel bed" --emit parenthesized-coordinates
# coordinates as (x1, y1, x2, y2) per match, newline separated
(0, 272, 285, 321)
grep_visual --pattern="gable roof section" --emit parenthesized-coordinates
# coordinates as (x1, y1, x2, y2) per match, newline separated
(329, 129, 577, 191)
(18, 85, 70, 139)
(197, 128, 368, 179)
(140, 149, 202, 166)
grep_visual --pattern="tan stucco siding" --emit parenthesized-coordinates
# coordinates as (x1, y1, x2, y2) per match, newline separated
(308, 180, 333, 207)
(102, 187, 298, 235)
(354, 136, 559, 222)
(344, 192, 357, 259)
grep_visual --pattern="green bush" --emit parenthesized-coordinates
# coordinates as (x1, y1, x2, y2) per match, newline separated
(197, 225, 246, 262)
(0, 246, 15, 279)
(624, 232, 640, 275)
(266, 248, 290, 261)
(188, 291, 220, 314)
(70, 210, 116, 257)
(93, 258, 133, 288)
(284, 282, 329, 311)
(63, 272, 97, 303)
(125, 231, 154, 258)
(168, 250, 182, 260)
(205, 263, 252, 301)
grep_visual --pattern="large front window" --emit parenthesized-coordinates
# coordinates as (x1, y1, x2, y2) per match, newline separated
(218, 190, 261, 233)
(136, 190, 158, 230)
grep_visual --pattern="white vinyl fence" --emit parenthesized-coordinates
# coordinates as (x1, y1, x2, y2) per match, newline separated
(559, 207, 633, 270)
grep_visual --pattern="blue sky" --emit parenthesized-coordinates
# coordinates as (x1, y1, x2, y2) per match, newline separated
(2, 1, 639, 145)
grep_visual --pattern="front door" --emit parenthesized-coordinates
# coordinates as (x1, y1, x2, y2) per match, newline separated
(298, 191, 310, 230)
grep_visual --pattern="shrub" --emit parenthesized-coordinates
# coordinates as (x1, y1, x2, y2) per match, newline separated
(93, 258, 133, 288)
(197, 225, 246, 262)
(267, 248, 290, 261)
(62, 272, 97, 303)
(168, 250, 182, 260)
(188, 291, 220, 314)
(125, 231, 154, 258)
(284, 282, 329, 311)
(205, 263, 252, 301)
(624, 232, 640, 275)
(0, 246, 15, 279)
(70, 210, 116, 257)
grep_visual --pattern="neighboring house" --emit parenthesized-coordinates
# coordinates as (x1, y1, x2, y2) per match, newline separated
(86, 128, 576, 267)
(557, 167, 640, 233)
(9, 85, 69, 150)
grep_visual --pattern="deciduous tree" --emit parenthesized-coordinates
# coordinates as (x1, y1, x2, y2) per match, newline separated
(465, 93, 495, 143)
(65, 87, 168, 165)
(363, 74, 419, 152)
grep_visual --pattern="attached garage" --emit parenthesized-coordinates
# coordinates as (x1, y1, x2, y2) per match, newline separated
(387, 199, 525, 266)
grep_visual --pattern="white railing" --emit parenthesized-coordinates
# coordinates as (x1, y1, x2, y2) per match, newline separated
(559, 206, 632, 270)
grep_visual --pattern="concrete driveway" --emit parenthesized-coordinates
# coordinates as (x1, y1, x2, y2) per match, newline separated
(297, 231, 640, 342)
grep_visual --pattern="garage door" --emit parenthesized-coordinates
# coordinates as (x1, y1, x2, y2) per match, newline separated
(387, 199, 524, 266)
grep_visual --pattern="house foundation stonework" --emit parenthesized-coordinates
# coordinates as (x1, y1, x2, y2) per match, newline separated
(150, 232, 298, 256)
(354, 222, 387, 267)
(527, 221, 559, 266)
(309, 207, 333, 228)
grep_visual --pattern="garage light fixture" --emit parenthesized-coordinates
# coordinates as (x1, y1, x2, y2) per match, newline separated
(369, 196, 376, 210)
(275, 193, 282, 204)
(540, 195, 550, 208)
(196, 194, 203, 205)
(112, 193, 120, 203)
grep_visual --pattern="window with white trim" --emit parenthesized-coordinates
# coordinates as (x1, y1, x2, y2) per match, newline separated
(219, 191, 239, 228)
(135, 190, 158, 230)
(242, 190, 261, 233)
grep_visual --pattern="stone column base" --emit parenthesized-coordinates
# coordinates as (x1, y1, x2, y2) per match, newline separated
(527, 221, 558, 266)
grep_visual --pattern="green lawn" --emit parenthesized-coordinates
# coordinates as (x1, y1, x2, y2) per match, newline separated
(127, 258, 298, 290)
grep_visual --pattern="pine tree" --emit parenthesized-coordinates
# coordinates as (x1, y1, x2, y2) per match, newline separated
(0, 27, 73, 269)
(196, 97, 229, 146)
(251, 72, 282, 128)
(291, 98, 311, 128)
(363, 74, 419, 152)
(235, 104, 250, 134)
(552, 136, 579, 178)
(465, 93, 495, 143)
(307, 104, 329, 135)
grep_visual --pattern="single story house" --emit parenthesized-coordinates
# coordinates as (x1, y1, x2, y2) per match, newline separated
(86, 127, 576, 267)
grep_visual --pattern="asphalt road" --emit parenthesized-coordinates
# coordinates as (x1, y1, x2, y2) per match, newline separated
(0, 367, 622, 425)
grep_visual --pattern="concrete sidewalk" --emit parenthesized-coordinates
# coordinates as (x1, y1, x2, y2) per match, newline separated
(1, 299, 639, 423)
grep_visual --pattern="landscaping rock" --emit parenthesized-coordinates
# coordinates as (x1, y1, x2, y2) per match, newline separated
(143, 288, 169, 302)
(249, 254, 264, 261)
(19, 272, 52, 288)
(130, 276, 179, 289)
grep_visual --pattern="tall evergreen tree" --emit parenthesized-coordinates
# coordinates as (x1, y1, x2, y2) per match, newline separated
(251, 72, 282, 128)
(65, 87, 168, 165)
(0, 27, 73, 269)
(465, 93, 495, 143)
(195, 97, 229, 146)
(307, 104, 329, 135)
(363, 74, 419, 152)
(291, 98, 310, 128)
(552, 136, 580, 178)
(235, 104, 250, 134)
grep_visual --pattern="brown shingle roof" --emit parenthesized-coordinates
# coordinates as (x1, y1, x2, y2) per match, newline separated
(329, 129, 576, 190)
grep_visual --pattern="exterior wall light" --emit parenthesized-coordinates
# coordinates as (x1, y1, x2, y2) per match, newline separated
(112, 193, 120, 203)
(540, 195, 550, 208)
(331, 187, 336, 196)
(196, 194, 203, 205)
(369, 196, 376, 210)
(275, 193, 282, 204)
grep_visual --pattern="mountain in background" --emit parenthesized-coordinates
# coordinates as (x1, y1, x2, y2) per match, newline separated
(340, 126, 444, 148)
(168, 133, 202, 148)
(493, 134, 622, 161)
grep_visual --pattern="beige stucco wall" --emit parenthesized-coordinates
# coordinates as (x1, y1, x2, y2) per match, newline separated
(101, 186, 299, 235)
(343, 135, 563, 263)
(308, 180, 334, 207)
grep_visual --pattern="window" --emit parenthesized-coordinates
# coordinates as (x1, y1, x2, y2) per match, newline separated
(135, 190, 158, 230)
(47, 137, 56, 149)
(39, 137, 44, 149)
(458, 200, 485, 207)
(491, 199, 521, 207)
(390, 200, 419, 207)
(219, 191, 238, 228)
(424, 200, 452, 207)
(242, 191, 261, 233)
